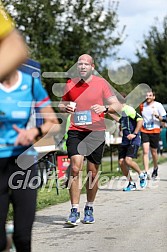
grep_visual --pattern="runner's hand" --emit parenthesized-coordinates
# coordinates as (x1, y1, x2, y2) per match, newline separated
(66, 104, 76, 114)
(127, 133, 136, 140)
(91, 104, 105, 114)
(13, 124, 38, 146)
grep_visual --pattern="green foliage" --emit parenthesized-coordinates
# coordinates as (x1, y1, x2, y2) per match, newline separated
(56, 0, 124, 70)
(3, 0, 124, 101)
(3, 0, 63, 100)
(36, 187, 70, 210)
(132, 16, 167, 103)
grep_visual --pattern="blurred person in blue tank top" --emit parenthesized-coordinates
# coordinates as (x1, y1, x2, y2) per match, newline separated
(0, 69, 60, 252)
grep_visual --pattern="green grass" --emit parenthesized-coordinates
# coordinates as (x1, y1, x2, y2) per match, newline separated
(7, 149, 167, 220)
(36, 186, 70, 210)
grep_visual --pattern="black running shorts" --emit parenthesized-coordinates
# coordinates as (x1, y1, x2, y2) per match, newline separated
(141, 132, 160, 149)
(118, 144, 139, 159)
(66, 130, 105, 165)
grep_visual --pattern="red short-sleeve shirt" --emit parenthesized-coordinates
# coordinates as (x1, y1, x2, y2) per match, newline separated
(62, 75, 114, 131)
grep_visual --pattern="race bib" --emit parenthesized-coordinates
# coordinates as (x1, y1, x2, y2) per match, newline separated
(74, 110, 92, 125)
(144, 121, 154, 130)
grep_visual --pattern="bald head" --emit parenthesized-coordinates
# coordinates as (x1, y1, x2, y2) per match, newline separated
(78, 54, 94, 66)
(77, 54, 95, 81)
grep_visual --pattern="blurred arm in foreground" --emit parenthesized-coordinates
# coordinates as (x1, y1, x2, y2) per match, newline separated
(0, 2, 28, 81)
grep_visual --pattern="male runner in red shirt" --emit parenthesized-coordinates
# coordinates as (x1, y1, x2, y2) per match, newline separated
(59, 54, 120, 225)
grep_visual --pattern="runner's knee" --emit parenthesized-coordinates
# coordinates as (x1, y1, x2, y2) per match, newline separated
(70, 165, 80, 177)
(119, 159, 124, 166)
(143, 149, 149, 155)
(87, 170, 98, 181)
(125, 156, 132, 166)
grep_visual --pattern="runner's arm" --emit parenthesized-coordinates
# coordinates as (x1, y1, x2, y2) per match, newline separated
(13, 105, 60, 146)
(133, 118, 143, 134)
(0, 29, 28, 81)
(108, 113, 120, 122)
(107, 96, 122, 114)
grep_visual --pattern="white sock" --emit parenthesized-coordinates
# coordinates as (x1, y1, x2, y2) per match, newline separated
(85, 202, 93, 208)
(72, 204, 79, 211)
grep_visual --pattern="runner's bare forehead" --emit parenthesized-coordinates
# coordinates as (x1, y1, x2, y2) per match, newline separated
(78, 54, 94, 65)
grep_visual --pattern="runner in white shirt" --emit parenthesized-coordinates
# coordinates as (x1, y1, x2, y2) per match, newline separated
(140, 91, 166, 178)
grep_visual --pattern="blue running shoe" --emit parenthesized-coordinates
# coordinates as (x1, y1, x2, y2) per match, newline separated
(83, 206, 95, 224)
(66, 208, 80, 226)
(139, 173, 147, 188)
(123, 182, 136, 191)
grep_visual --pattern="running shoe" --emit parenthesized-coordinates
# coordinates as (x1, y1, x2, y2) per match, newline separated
(66, 208, 80, 226)
(139, 173, 147, 188)
(83, 206, 95, 224)
(144, 172, 151, 180)
(123, 182, 136, 191)
(152, 167, 158, 178)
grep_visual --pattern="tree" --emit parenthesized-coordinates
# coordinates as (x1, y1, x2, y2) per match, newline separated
(3, 0, 63, 70)
(132, 16, 167, 103)
(3, 0, 65, 100)
(56, 0, 124, 71)
(3, 0, 124, 100)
